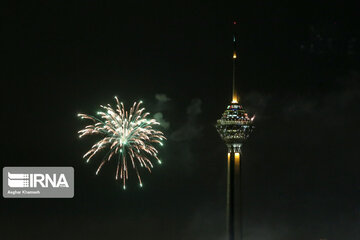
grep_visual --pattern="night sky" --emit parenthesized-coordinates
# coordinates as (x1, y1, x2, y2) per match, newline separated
(2, 1, 360, 240)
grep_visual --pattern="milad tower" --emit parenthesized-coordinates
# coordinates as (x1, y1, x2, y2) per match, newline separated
(215, 23, 255, 240)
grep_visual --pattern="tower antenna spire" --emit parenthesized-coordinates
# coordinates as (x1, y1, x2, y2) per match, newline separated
(232, 21, 238, 104)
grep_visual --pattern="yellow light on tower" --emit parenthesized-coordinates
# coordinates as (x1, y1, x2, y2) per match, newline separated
(232, 91, 238, 103)
(233, 51, 237, 59)
(231, 96, 238, 104)
(234, 152, 240, 167)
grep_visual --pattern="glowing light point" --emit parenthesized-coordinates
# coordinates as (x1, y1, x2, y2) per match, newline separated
(139, 183, 143, 188)
(158, 160, 162, 164)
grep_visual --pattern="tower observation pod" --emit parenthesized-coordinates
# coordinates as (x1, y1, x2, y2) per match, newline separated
(215, 23, 255, 240)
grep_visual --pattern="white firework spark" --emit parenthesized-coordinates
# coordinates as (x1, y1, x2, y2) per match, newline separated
(78, 97, 166, 189)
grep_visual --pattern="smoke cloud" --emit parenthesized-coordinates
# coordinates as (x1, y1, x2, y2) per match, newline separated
(155, 94, 171, 103)
(170, 98, 203, 141)
(153, 93, 170, 129)
(153, 112, 170, 129)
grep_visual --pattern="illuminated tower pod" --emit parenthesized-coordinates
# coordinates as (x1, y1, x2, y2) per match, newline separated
(215, 33, 255, 240)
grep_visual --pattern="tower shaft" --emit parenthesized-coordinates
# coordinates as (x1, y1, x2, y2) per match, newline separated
(227, 149, 242, 240)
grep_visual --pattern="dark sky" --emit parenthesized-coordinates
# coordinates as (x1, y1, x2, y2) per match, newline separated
(2, 1, 360, 240)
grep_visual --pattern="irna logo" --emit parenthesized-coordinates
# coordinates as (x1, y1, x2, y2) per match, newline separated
(8, 172, 69, 188)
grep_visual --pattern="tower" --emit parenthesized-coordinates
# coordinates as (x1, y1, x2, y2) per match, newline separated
(215, 24, 255, 240)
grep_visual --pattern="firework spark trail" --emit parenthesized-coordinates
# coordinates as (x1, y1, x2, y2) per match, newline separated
(78, 97, 166, 189)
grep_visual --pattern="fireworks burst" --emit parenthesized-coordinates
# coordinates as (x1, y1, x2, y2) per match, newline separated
(78, 97, 166, 189)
